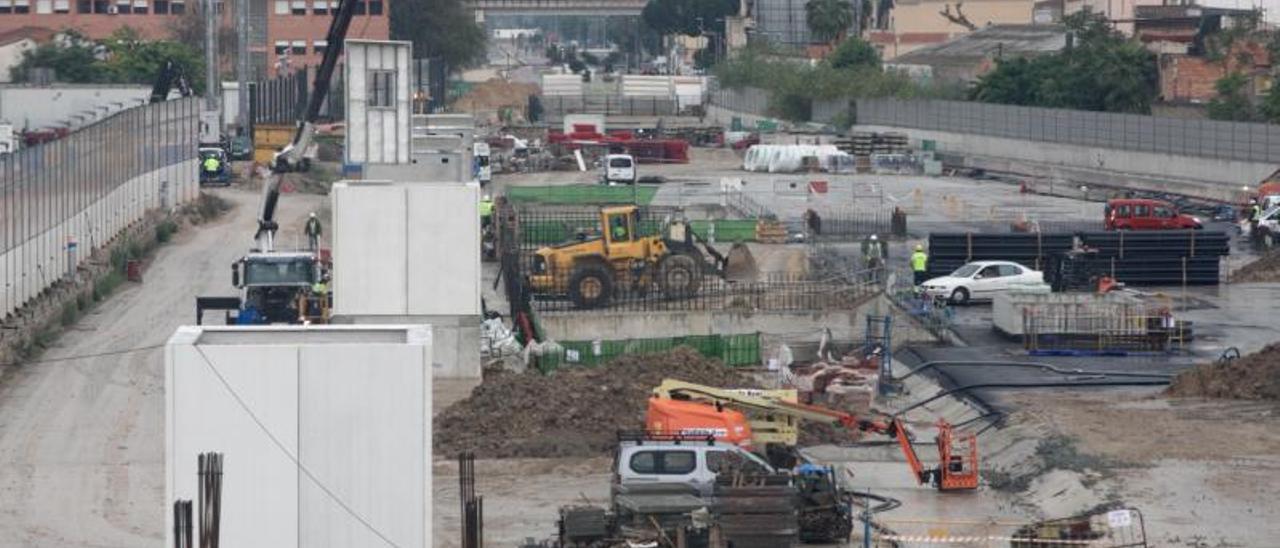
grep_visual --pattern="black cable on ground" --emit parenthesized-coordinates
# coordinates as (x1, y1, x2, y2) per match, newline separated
(893, 379, 1171, 418)
(891, 359, 1175, 383)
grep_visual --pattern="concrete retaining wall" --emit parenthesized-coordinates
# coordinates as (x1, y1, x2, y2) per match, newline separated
(855, 124, 1273, 202)
(538, 293, 943, 364)
(1, 160, 198, 319)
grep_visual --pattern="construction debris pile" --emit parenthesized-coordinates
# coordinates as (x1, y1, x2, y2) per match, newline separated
(453, 79, 539, 121)
(1231, 251, 1280, 283)
(434, 348, 755, 458)
(1166, 342, 1280, 400)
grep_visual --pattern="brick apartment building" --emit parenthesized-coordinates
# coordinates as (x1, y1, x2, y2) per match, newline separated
(0, 0, 389, 77)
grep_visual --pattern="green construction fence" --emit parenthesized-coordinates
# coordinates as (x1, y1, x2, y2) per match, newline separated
(537, 333, 762, 373)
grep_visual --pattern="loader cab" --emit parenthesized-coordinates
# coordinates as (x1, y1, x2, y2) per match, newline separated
(602, 206, 638, 244)
(234, 253, 319, 288)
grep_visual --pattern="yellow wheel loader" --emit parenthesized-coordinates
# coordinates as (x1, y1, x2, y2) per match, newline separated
(527, 205, 758, 309)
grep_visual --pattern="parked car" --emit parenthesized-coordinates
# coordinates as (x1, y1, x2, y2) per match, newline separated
(1104, 198, 1202, 230)
(920, 261, 1045, 305)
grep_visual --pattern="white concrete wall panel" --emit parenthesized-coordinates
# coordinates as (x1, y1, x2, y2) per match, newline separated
(165, 340, 301, 548)
(406, 183, 481, 315)
(331, 181, 480, 318)
(344, 40, 412, 166)
(165, 326, 433, 548)
(298, 343, 429, 547)
(331, 183, 409, 315)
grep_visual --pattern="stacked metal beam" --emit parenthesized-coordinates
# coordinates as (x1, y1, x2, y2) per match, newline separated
(927, 230, 1230, 286)
(925, 233, 1074, 278)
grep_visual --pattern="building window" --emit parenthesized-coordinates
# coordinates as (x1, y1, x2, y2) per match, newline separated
(153, 0, 166, 12)
(290, 0, 304, 14)
(0, 0, 11, 12)
(169, 0, 182, 13)
(367, 70, 396, 109)
(274, 40, 289, 55)
(77, 0, 89, 11)
(36, 0, 51, 14)
(273, 0, 286, 13)
(291, 40, 306, 55)
(311, 0, 325, 13)
(92, 0, 107, 11)
(131, 0, 146, 13)
(313, 40, 327, 54)
(54, 0, 69, 11)
(353, 0, 364, 14)
(13, 0, 29, 12)
(368, 0, 380, 15)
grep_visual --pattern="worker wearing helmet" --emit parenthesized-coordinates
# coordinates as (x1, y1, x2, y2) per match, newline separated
(862, 234, 886, 281)
(202, 154, 221, 174)
(305, 212, 322, 251)
(911, 244, 929, 286)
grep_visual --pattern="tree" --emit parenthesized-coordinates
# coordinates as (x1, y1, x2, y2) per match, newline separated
(1260, 85, 1280, 123)
(104, 27, 206, 93)
(390, 0, 487, 71)
(969, 11, 1158, 113)
(9, 31, 107, 83)
(169, 3, 237, 73)
(827, 37, 879, 69)
(1207, 72, 1255, 121)
(805, 0, 854, 44)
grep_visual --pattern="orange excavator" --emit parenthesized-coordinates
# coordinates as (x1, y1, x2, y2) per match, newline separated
(645, 379, 979, 491)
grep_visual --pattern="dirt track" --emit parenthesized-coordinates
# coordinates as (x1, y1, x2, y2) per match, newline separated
(0, 186, 323, 546)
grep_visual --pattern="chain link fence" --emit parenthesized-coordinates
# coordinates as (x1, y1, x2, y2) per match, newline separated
(857, 98, 1280, 164)
(1, 98, 200, 318)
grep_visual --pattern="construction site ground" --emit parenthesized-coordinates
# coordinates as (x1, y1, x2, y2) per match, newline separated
(434, 148, 1280, 546)
(0, 182, 326, 546)
(0, 140, 1275, 545)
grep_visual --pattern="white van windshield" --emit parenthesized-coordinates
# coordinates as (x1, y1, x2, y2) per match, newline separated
(609, 157, 632, 168)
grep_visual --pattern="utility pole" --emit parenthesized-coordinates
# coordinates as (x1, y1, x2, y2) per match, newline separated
(205, 0, 218, 108)
(236, 0, 250, 137)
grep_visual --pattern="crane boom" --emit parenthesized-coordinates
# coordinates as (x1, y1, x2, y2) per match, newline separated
(255, 0, 358, 250)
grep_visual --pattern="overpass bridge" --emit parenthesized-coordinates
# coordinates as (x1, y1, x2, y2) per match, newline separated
(470, 0, 646, 16)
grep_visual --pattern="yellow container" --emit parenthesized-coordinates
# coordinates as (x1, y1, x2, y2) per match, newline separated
(254, 123, 296, 147)
(253, 146, 277, 166)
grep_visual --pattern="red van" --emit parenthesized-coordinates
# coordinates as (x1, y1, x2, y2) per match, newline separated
(1105, 198, 1202, 230)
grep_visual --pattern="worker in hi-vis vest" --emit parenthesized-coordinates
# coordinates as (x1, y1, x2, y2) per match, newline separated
(911, 244, 929, 286)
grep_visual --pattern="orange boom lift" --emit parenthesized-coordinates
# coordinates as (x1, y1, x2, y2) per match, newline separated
(645, 379, 979, 491)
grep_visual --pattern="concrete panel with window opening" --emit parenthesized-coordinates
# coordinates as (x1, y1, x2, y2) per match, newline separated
(344, 39, 411, 165)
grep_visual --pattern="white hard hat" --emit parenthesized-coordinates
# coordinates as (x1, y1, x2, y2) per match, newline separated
(869, 234, 878, 240)
(310, 212, 317, 218)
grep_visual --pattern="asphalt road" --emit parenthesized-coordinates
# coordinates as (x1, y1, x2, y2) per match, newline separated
(0, 186, 322, 546)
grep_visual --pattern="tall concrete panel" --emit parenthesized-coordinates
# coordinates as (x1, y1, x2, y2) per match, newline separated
(344, 40, 412, 166)
(165, 326, 433, 548)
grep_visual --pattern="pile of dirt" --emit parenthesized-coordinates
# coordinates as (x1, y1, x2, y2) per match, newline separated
(454, 78, 538, 114)
(1166, 343, 1280, 399)
(1232, 251, 1280, 283)
(435, 348, 757, 459)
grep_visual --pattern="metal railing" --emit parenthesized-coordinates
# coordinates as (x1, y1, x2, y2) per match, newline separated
(1, 98, 200, 319)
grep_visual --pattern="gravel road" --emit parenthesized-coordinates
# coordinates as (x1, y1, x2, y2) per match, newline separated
(0, 187, 323, 547)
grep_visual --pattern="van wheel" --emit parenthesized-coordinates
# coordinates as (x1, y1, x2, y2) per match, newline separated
(950, 287, 970, 305)
(569, 264, 613, 309)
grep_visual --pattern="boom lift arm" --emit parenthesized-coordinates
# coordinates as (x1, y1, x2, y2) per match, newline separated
(649, 379, 979, 491)
(254, 0, 357, 251)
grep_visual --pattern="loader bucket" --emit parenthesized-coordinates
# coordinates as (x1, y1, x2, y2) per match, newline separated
(722, 243, 760, 282)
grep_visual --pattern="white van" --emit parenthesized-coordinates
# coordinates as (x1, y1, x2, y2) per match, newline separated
(603, 153, 636, 185)
(613, 437, 774, 496)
